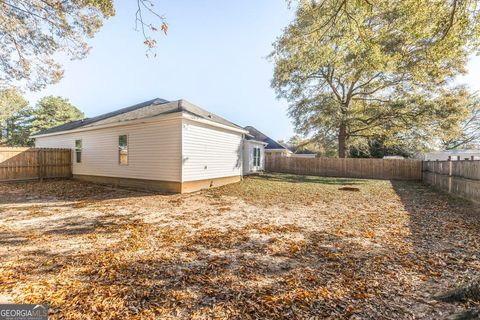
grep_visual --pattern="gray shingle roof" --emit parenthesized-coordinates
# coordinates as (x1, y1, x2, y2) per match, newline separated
(244, 126, 290, 150)
(33, 98, 244, 136)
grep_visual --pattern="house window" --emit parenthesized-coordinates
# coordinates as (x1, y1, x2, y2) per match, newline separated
(75, 140, 82, 163)
(253, 147, 261, 167)
(119, 135, 128, 165)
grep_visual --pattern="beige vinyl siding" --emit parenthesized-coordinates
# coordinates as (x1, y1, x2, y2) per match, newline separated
(35, 118, 182, 182)
(182, 119, 243, 182)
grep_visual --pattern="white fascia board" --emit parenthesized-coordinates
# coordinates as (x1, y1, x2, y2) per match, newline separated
(244, 139, 268, 146)
(266, 148, 292, 152)
(182, 112, 248, 134)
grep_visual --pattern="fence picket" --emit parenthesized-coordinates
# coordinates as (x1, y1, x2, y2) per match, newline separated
(0, 148, 72, 181)
(265, 154, 422, 180)
(423, 160, 480, 203)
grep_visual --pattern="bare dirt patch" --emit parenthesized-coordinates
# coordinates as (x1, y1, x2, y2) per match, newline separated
(0, 174, 479, 319)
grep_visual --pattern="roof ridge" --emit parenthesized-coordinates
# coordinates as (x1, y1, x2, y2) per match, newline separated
(33, 98, 169, 136)
(31, 98, 246, 137)
(82, 98, 167, 124)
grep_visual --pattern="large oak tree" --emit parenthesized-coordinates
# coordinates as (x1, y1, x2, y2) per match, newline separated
(271, 0, 480, 157)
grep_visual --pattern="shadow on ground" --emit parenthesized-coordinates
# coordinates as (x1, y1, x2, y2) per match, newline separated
(259, 173, 367, 185)
(0, 179, 163, 206)
(391, 180, 480, 317)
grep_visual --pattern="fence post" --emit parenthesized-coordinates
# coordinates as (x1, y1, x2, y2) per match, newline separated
(39, 149, 44, 181)
(448, 159, 452, 193)
(37, 149, 41, 180)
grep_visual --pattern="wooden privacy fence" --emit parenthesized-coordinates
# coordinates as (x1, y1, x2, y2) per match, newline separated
(0, 148, 72, 181)
(423, 160, 480, 204)
(265, 154, 422, 180)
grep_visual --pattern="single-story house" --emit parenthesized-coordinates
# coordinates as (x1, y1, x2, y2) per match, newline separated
(32, 98, 267, 193)
(244, 126, 293, 156)
(424, 149, 480, 161)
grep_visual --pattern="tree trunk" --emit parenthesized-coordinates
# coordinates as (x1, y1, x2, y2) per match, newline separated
(338, 122, 347, 158)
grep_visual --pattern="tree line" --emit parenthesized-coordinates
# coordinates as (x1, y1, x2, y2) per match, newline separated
(0, 89, 84, 147)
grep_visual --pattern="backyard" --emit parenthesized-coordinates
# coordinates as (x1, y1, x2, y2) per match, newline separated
(0, 173, 479, 319)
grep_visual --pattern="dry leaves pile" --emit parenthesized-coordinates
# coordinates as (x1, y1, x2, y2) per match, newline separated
(0, 174, 479, 319)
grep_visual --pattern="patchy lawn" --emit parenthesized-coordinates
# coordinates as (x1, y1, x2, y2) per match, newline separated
(0, 173, 479, 319)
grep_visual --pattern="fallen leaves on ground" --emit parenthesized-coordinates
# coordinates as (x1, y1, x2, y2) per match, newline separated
(0, 174, 479, 319)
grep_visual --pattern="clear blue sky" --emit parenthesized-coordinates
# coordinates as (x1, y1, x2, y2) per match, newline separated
(25, 1, 480, 142)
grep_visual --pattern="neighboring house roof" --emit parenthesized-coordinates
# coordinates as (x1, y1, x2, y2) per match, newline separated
(244, 126, 291, 151)
(294, 149, 317, 154)
(423, 149, 480, 161)
(426, 149, 480, 155)
(32, 98, 245, 137)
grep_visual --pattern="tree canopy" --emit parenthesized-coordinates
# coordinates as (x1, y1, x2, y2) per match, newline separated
(280, 134, 335, 156)
(31, 96, 84, 135)
(0, 93, 84, 146)
(441, 92, 480, 150)
(0, 88, 28, 127)
(271, 0, 480, 157)
(0, 88, 28, 144)
(0, 0, 166, 90)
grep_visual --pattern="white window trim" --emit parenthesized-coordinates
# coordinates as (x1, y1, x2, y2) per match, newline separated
(74, 139, 82, 164)
(253, 147, 261, 167)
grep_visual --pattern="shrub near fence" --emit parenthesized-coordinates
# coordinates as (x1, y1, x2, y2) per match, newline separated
(265, 154, 422, 180)
(423, 160, 480, 204)
(0, 148, 72, 181)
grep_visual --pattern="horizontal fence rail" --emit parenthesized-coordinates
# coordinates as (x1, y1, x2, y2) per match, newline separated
(423, 160, 480, 204)
(0, 147, 72, 181)
(265, 154, 422, 180)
